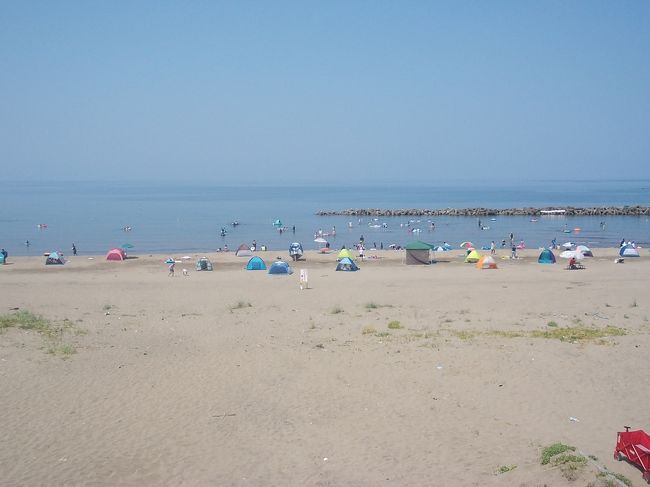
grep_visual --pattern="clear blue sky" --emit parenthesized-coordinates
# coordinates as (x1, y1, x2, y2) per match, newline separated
(1, 1, 649, 183)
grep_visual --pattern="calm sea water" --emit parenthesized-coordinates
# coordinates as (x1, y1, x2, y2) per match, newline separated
(1, 180, 649, 256)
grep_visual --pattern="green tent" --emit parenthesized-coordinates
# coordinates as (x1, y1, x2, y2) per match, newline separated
(405, 241, 433, 265)
(405, 241, 433, 250)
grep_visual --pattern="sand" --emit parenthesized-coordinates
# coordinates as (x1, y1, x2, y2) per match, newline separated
(1, 248, 649, 486)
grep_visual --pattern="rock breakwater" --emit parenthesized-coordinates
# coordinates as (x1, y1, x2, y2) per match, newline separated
(316, 206, 650, 217)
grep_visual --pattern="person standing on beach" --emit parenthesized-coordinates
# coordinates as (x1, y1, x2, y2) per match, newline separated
(1, 248, 7, 264)
(509, 232, 514, 246)
(168, 261, 175, 277)
(511, 244, 517, 259)
(490, 241, 496, 255)
(252, 240, 257, 251)
(72, 243, 77, 256)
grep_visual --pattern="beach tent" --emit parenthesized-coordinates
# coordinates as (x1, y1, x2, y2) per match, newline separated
(195, 257, 213, 271)
(246, 256, 266, 270)
(465, 250, 481, 263)
(337, 248, 353, 260)
(620, 245, 640, 257)
(575, 245, 593, 257)
(235, 244, 253, 257)
(538, 248, 556, 264)
(268, 261, 292, 275)
(336, 257, 359, 271)
(405, 241, 432, 265)
(0, 253, 4, 264)
(273, 219, 283, 227)
(106, 248, 126, 261)
(289, 242, 303, 261)
(45, 251, 66, 265)
(476, 255, 497, 269)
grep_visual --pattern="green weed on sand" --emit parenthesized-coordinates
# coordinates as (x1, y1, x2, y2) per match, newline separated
(1, 311, 80, 357)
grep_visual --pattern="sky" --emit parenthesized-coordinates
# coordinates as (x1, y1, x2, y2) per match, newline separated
(1, 1, 649, 184)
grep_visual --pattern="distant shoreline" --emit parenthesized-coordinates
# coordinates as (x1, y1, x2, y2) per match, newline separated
(317, 206, 650, 217)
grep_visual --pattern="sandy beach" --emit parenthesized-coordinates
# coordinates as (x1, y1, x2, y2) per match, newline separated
(1, 248, 649, 486)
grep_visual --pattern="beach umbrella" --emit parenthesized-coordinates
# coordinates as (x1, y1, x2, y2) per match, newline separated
(121, 243, 134, 249)
(460, 241, 474, 249)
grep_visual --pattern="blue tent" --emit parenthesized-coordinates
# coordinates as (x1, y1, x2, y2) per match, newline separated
(0, 253, 4, 264)
(268, 261, 292, 274)
(246, 256, 267, 270)
(538, 248, 556, 264)
(336, 257, 359, 271)
(620, 245, 640, 257)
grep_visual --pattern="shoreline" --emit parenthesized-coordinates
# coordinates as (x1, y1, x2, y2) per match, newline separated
(1, 247, 639, 269)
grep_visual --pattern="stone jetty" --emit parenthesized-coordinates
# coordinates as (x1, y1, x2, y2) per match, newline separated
(316, 206, 650, 217)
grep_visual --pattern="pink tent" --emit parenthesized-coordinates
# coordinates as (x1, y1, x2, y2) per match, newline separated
(106, 248, 126, 261)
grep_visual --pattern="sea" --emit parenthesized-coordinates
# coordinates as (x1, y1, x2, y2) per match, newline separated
(1, 180, 649, 257)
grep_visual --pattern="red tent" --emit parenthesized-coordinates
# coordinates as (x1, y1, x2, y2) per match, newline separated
(106, 248, 126, 261)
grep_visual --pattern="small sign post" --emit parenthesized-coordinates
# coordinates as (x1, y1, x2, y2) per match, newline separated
(300, 269, 309, 290)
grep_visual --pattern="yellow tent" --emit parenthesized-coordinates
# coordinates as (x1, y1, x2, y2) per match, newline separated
(337, 249, 353, 260)
(465, 250, 481, 263)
